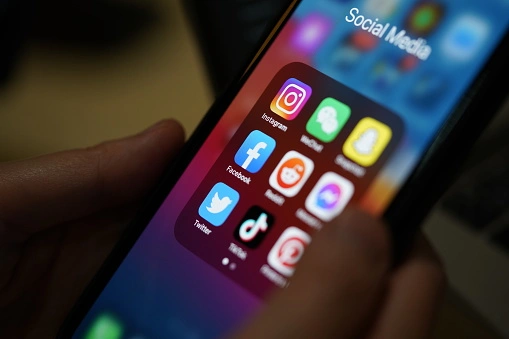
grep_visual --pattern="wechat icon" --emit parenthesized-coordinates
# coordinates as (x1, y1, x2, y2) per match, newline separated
(306, 98, 351, 143)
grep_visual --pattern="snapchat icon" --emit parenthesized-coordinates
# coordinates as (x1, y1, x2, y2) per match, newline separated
(343, 117, 392, 167)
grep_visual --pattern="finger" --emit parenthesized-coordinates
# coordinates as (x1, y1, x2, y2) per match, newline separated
(0, 119, 185, 236)
(231, 209, 391, 339)
(368, 235, 446, 339)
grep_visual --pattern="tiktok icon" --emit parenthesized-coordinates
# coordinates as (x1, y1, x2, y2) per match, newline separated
(234, 206, 275, 248)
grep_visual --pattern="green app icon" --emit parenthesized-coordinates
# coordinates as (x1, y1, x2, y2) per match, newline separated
(85, 313, 124, 339)
(306, 98, 351, 143)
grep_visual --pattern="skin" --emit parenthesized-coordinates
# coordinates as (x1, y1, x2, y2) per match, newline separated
(0, 120, 446, 338)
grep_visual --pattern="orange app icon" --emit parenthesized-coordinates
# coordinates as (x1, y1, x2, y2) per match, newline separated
(269, 151, 314, 197)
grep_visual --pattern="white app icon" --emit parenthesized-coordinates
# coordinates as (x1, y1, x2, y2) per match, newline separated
(305, 172, 354, 222)
(268, 227, 311, 277)
(269, 151, 314, 198)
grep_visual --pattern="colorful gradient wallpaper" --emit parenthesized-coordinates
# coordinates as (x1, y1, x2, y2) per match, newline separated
(74, 0, 509, 338)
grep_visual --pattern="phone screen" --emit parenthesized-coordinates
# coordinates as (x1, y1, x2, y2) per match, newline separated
(74, 1, 509, 338)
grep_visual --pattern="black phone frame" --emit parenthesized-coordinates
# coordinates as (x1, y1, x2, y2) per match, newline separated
(58, 0, 509, 336)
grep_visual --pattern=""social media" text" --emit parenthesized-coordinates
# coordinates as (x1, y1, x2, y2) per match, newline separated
(345, 7, 432, 60)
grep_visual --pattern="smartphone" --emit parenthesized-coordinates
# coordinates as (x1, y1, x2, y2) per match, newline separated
(59, 0, 509, 338)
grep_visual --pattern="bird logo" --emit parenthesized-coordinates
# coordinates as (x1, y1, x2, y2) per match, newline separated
(206, 192, 233, 214)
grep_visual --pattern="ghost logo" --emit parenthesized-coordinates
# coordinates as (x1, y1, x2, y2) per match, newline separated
(307, 98, 351, 143)
(343, 117, 392, 167)
(353, 128, 379, 155)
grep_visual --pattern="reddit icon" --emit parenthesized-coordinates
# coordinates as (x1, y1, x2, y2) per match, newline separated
(269, 151, 314, 197)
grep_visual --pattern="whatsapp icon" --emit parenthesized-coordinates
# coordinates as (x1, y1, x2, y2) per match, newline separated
(306, 98, 351, 143)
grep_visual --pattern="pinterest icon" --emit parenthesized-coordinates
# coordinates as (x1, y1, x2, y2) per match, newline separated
(268, 227, 311, 277)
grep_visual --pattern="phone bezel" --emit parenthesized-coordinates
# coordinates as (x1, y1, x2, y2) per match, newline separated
(58, 0, 509, 336)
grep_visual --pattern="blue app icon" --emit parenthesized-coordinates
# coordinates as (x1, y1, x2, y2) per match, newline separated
(442, 15, 489, 62)
(234, 130, 276, 173)
(198, 183, 240, 227)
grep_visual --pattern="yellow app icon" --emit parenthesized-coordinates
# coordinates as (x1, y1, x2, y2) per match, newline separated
(343, 117, 392, 167)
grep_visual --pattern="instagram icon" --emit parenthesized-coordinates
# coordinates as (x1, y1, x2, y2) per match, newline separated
(270, 78, 312, 120)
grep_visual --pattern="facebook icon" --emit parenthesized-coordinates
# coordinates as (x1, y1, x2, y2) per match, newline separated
(234, 130, 276, 173)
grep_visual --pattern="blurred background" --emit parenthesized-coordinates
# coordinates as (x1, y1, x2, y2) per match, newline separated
(1, 0, 508, 337)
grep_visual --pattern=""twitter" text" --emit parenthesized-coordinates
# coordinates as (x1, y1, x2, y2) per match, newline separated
(194, 220, 212, 235)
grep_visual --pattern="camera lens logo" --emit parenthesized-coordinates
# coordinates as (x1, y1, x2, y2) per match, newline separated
(269, 151, 314, 197)
(305, 172, 354, 222)
(270, 78, 312, 120)
(268, 227, 311, 277)
(234, 206, 274, 248)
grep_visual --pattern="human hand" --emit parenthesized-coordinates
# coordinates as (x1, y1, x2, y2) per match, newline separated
(0, 120, 185, 338)
(230, 210, 446, 339)
(0, 118, 444, 339)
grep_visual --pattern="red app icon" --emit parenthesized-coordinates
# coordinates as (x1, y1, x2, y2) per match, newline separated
(269, 151, 314, 198)
(267, 227, 311, 277)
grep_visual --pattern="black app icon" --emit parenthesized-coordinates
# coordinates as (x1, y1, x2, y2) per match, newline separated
(234, 206, 275, 248)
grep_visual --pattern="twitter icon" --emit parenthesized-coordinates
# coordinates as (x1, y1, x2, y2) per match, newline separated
(199, 183, 240, 226)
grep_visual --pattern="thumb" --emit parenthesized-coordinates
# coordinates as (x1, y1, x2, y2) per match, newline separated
(232, 209, 391, 339)
(0, 119, 185, 236)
